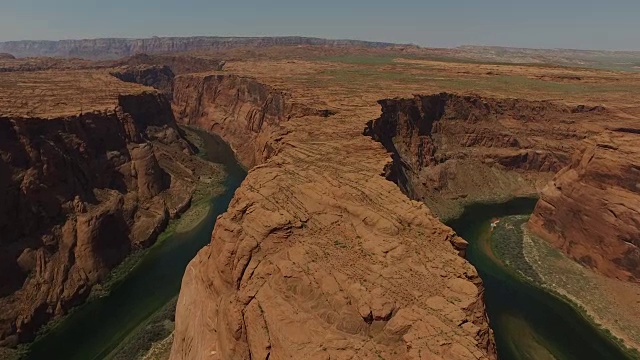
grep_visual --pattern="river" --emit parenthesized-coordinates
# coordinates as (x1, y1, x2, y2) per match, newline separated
(447, 198, 634, 360)
(23, 139, 634, 360)
(25, 130, 247, 360)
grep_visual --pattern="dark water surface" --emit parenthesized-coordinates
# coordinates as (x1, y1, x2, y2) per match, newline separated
(447, 198, 633, 360)
(25, 130, 246, 360)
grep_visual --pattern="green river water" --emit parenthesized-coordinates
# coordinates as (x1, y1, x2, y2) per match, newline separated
(447, 198, 634, 360)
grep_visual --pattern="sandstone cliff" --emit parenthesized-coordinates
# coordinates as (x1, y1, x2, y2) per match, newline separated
(173, 74, 323, 167)
(0, 36, 401, 60)
(529, 130, 640, 282)
(0, 90, 210, 346)
(114, 53, 226, 75)
(111, 65, 176, 96)
(364, 93, 598, 219)
(169, 77, 496, 360)
(364, 93, 640, 285)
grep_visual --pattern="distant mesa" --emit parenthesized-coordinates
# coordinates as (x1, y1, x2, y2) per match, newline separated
(0, 36, 406, 60)
(0, 53, 16, 60)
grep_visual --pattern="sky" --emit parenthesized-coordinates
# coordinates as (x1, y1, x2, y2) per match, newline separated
(1, 0, 638, 50)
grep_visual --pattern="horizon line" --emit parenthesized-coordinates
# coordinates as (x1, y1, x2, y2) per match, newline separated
(1, 35, 640, 53)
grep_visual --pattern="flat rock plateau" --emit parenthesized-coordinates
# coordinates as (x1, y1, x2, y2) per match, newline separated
(1, 37, 640, 359)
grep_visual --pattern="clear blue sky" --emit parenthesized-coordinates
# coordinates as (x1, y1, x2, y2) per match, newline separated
(1, 0, 638, 50)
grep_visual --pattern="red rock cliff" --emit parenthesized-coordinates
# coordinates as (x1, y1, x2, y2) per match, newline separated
(172, 74, 318, 167)
(170, 81, 496, 360)
(529, 131, 640, 282)
(0, 92, 198, 346)
(364, 93, 591, 219)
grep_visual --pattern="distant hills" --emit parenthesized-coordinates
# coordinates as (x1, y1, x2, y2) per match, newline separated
(1, 36, 639, 71)
(452, 45, 640, 71)
(0, 36, 405, 60)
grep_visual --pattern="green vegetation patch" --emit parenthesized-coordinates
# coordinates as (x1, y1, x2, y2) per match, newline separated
(319, 67, 417, 86)
(491, 216, 640, 359)
(491, 215, 543, 283)
(314, 54, 398, 65)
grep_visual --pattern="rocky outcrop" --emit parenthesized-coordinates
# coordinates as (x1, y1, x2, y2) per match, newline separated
(364, 93, 591, 219)
(170, 79, 496, 360)
(0, 91, 203, 346)
(367, 92, 639, 284)
(0, 36, 402, 60)
(115, 53, 226, 75)
(173, 74, 323, 168)
(529, 131, 640, 283)
(111, 65, 175, 95)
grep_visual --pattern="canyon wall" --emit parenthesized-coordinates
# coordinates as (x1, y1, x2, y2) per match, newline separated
(363, 93, 593, 219)
(0, 91, 205, 346)
(529, 131, 640, 282)
(173, 74, 323, 168)
(0, 36, 401, 60)
(365, 93, 640, 284)
(113, 53, 226, 75)
(110, 65, 175, 95)
(170, 80, 496, 359)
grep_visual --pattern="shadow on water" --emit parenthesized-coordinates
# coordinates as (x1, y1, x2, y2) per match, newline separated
(25, 130, 247, 360)
(446, 198, 634, 360)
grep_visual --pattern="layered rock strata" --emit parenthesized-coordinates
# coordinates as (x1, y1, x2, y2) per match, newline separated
(173, 74, 324, 167)
(529, 131, 640, 282)
(364, 93, 640, 285)
(0, 91, 214, 346)
(364, 93, 598, 219)
(170, 78, 497, 359)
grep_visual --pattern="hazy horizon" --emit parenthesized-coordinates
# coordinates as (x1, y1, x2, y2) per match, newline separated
(2, 0, 639, 51)
(2, 34, 640, 53)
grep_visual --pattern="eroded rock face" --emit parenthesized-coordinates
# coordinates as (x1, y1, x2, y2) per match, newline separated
(0, 92, 197, 346)
(173, 74, 320, 167)
(170, 81, 496, 360)
(364, 93, 592, 219)
(115, 53, 226, 75)
(111, 65, 175, 96)
(529, 131, 640, 282)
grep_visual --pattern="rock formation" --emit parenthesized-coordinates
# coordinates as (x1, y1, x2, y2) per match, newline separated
(363, 93, 640, 285)
(114, 53, 226, 75)
(169, 76, 497, 360)
(173, 74, 325, 167)
(0, 76, 218, 346)
(363, 93, 594, 219)
(3, 44, 637, 359)
(111, 65, 176, 96)
(529, 130, 640, 282)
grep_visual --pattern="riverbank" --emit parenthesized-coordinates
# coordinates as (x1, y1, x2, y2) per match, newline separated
(489, 214, 640, 359)
(447, 198, 638, 360)
(519, 220, 640, 354)
(105, 297, 177, 360)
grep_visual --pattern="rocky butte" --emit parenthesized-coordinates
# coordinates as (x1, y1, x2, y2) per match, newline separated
(0, 37, 639, 359)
